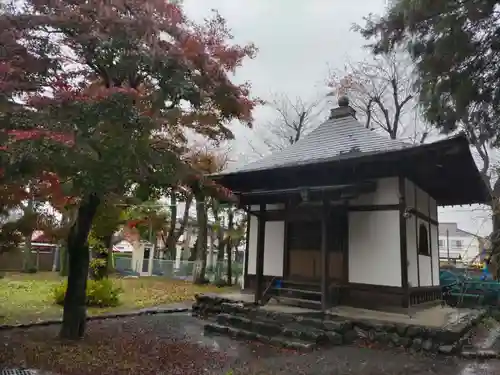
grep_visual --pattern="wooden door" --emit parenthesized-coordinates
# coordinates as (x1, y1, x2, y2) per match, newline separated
(286, 210, 347, 282)
(287, 220, 322, 281)
(326, 211, 346, 282)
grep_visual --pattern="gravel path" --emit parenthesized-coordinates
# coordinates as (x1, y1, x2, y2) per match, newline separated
(1, 313, 500, 374)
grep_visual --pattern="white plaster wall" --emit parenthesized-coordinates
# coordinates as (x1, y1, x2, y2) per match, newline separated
(405, 180, 415, 209)
(405, 178, 439, 287)
(247, 216, 285, 277)
(350, 177, 399, 206)
(430, 224, 439, 285)
(406, 179, 437, 220)
(429, 197, 437, 221)
(406, 215, 418, 288)
(417, 217, 433, 286)
(419, 254, 432, 286)
(247, 215, 258, 274)
(415, 185, 429, 216)
(263, 221, 285, 276)
(349, 210, 402, 287)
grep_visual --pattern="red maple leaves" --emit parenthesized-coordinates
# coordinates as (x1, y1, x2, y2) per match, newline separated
(0, 130, 75, 208)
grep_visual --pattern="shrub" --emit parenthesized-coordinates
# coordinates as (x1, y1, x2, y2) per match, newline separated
(53, 278, 123, 307)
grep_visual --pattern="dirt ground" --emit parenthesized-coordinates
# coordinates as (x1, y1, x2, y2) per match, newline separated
(1, 313, 499, 375)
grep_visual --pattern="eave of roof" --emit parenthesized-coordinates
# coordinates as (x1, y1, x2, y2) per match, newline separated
(212, 107, 491, 206)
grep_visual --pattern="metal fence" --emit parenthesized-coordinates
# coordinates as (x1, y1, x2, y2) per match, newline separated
(113, 256, 244, 286)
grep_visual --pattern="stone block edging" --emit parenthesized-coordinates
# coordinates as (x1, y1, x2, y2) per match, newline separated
(0, 307, 190, 331)
(193, 294, 487, 355)
(461, 349, 500, 359)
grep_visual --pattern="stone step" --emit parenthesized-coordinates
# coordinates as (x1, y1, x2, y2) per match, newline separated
(273, 287, 322, 296)
(280, 279, 320, 288)
(218, 302, 352, 333)
(272, 296, 323, 310)
(214, 313, 342, 345)
(215, 313, 283, 337)
(204, 323, 317, 351)
(460, 349, 499, 359)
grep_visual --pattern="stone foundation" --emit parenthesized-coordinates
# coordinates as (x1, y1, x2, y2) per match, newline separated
(193, 294, 486, 355)
(192, 294, 257, 318)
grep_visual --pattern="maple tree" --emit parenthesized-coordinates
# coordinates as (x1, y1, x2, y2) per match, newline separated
(0, 0, 257, 339)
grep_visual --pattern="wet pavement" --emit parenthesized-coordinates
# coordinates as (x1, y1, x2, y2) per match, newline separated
(2, 312, 500, 374)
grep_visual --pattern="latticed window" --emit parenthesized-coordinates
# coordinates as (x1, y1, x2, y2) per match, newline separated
(418, 223, 430, 256)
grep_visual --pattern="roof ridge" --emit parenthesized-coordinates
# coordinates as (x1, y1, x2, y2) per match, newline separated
(219, 114, 473, 176)
(224, 114, 412, 174)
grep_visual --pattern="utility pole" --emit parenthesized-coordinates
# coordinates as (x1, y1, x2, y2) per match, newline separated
(446, 229, 450, 262)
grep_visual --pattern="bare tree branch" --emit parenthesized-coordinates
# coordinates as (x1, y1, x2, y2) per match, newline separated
(250, 93, 327, 155)
(327, 50, 430, 143)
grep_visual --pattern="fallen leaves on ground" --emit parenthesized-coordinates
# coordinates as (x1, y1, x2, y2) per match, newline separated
(0, 272, 235, 324)
(0, 313, 476, 375)
(0, 317, 230, 375)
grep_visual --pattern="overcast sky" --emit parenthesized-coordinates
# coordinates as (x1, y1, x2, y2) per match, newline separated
(182, 0, 492, 237)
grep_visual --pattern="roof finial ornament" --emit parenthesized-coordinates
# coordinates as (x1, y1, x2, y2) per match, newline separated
(329, 95, 356, 119)
(338, 95, 349, 107)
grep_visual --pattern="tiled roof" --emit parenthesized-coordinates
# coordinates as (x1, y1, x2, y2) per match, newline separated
(222, 106, 411, 175)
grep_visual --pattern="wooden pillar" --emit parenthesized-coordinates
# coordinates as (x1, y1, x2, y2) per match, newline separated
(255, 203, 266, 304)
(398, 176, 409, 308)
(321, 199, 330, 311)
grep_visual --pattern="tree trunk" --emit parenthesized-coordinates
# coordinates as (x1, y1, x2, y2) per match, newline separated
(52, 245, 60, 272)
(60, 193, 101, 340)
(216, 210, 225, 263)
(165, 193, 178, 258)
(188, 237, 197, 261)
(207, 230, 215, 268)
(181, 227, 191, 261)
(59, 244, 68, 276)
(35, 247, 40, 270)
(58, 212, 73, 276)
(22, 199, 34, 272)
(166, 193, 193, 259)
(226, 210, 234, 286)
(22, 235, 33, 272)
(106, 235, 114, 275)
(193, 196, 208, 284)
(488, 198, 500, 279)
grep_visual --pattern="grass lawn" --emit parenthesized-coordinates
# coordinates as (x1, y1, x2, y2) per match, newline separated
(0, 272, 235, 324)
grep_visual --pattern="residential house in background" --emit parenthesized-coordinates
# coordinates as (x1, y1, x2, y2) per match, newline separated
(0, 230, 58, 271)
(438, 222, 486, 264)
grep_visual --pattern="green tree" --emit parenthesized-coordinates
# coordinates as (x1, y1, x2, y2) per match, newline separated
(359, 0, 500, 269)
(1, 0, 257, 339)
(88, 199, 133, 280)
